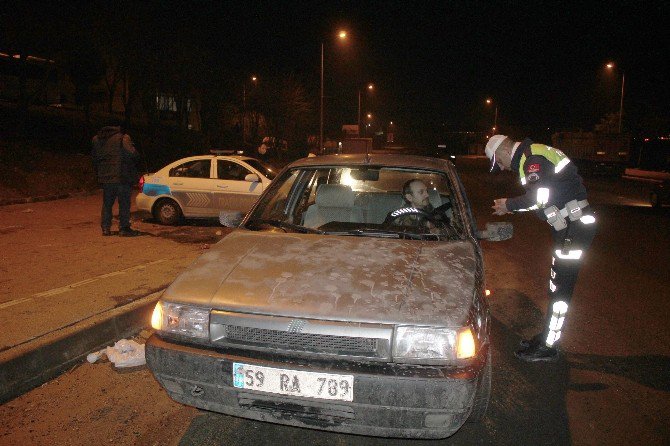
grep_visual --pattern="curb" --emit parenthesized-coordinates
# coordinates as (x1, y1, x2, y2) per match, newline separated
(0, 291, 163, 403)
(0, 190, 97, 207)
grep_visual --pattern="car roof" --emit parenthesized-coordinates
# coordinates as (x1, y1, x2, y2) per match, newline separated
(287, 154, 455, 172)
(169, 154, 256, 164)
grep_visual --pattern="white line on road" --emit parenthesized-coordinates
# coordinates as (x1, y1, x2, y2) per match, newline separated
(0, 258, 170, 310)
(0, 297, 31, 310)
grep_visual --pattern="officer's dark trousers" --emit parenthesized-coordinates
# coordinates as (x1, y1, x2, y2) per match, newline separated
(542, 211, 598, 347)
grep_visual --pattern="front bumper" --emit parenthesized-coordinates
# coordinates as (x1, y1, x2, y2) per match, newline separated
(146, 334, 487, 439)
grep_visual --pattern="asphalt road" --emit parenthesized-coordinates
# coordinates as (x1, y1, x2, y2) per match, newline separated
(1, 158, 668, 445)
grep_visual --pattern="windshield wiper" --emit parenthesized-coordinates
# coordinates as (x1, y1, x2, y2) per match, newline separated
(248, 219, 324, 234)
(324, 228, 404, 238)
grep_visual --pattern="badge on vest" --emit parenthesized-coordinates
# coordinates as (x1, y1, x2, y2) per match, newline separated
(527, 163, 541, 173)
(527, 173, 540, 182)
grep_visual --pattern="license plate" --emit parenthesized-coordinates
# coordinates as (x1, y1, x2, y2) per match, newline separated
(232, 362, 354, 402)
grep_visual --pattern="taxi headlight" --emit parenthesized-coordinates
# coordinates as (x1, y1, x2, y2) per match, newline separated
(392, 326, 476, 364)
(151, 301, 210, 339)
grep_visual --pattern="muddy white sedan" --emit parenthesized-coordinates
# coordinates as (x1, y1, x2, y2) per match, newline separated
(146, 154, 511, 438)
(136, 154, 276, 224)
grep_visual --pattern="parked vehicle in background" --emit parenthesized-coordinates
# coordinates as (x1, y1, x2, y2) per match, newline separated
(146, 153, 513, 439)
(551, 131, 630, 175)
(136, 153, 276, 224)
(622, 137, 670, 208)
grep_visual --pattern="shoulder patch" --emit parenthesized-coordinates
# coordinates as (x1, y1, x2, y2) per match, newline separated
(527, 173, 540, 182)
(527, 163, 541, 173)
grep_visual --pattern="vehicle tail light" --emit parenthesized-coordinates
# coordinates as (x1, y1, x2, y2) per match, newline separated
(138, 175, 145, 193)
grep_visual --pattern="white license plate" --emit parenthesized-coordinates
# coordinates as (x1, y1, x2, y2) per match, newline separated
(232, 362, 354, 402)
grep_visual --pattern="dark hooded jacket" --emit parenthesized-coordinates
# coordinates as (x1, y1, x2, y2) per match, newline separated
(91, 126, 138, 184)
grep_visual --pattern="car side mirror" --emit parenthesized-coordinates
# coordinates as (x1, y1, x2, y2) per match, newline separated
(219, 211, 244, 227)
(478, 222, 513, 241)
(245, 173, 260, 182)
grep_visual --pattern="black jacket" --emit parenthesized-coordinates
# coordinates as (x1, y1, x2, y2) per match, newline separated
(507, 138, 587, 217)
(91, 126, 138, 184)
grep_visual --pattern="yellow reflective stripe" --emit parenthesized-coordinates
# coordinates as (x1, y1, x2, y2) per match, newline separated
(546, 331, 561, 346)
(519, 144, 570, 181)
(555, 157, 570, 173)
(553, 301, 568, 313)
(537, 187, 549, 206)
(555, 249, 583, 259)
(580, 215, 596, 224)
(545, 301, 568, 346)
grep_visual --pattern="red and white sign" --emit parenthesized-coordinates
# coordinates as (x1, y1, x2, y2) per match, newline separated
(527, 163, 541, 173)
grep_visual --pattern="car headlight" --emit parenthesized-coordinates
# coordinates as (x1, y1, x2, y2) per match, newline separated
(151, 301, 210, 339)
(392, 326, 476, 364)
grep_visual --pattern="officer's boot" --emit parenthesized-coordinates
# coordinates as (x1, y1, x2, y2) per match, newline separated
(515, 335, 558, 362)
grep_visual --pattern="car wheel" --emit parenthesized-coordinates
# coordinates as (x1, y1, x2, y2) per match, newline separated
(467, 348, 492, 423)
(154, 199, 182, 225)
(650, 191, 661, 209)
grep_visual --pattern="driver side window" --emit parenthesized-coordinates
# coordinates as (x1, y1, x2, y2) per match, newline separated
(218, 160, 251, 181)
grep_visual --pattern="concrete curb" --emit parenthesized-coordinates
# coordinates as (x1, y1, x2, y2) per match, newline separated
(0, 190, 97, 207)
(0, 291, 163, 403)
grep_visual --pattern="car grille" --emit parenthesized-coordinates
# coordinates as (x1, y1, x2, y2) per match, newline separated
(223, 325, 378, 355)
(210, 311, 392, 361)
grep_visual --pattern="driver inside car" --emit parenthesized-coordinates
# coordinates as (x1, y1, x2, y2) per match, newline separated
(386, 179, 451, 232)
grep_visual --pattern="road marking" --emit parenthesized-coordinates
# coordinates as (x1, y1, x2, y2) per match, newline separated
(0, 258, 171, 310)
(0, 298, 31, 310)
(32, 258, 170, 298)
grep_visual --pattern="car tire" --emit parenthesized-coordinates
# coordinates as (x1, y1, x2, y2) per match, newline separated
(650, 191, 662, 209)
(154, 199, 182, 225)
(467, 348, 492, 423)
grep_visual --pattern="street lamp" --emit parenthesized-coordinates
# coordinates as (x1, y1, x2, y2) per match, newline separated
(320, 30, 348, 153)
(363, 113, 373, 137)
(242, 75, 257, 144)
(358, 83, 373, 137)
(605, 62, 625, 133)
(485, 98, 498, 135)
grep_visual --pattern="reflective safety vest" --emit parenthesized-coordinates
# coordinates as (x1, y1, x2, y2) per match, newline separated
(518, 144, 571, 186)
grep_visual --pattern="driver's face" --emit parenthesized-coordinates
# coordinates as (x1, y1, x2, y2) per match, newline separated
(406, 181, 430, 209)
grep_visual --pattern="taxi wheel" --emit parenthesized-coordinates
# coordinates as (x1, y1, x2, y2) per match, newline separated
(154, 199, 182, 225)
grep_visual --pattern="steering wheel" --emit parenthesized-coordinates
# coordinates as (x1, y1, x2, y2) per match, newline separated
(383, 207, 443, 227)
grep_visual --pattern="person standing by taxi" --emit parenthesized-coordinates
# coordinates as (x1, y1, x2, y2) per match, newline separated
(485, 135, 597, 362)
(92, 121, 140, 237)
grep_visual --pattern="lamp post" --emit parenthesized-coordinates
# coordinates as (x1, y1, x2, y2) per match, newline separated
(358, 83, 373, 137)
(242, 75, 257, 144)
(319, 30, 348, 154)
(606, 62, 625, 133)
(485, 98, 498, 134)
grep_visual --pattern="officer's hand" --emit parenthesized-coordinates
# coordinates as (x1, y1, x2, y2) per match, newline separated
(492, 198, 510, 216)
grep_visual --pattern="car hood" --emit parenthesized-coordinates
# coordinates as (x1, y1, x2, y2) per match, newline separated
(162, 230, 478, 326)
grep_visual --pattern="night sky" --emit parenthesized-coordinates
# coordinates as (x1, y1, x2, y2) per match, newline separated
(3, 1, 670, 139)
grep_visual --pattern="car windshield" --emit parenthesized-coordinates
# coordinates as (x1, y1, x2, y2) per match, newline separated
(245, 159, 278, 180)
(245, 165, 465, 240)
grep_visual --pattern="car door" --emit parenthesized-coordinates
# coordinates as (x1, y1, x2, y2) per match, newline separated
(214, 159, 264, 212)
(167, 158, 216, 217)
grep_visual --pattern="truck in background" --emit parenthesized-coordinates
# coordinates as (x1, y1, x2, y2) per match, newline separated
(551, 131, 630, 176)
(623, 137, 670, 208)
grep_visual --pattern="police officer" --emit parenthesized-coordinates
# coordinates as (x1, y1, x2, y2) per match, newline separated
(485, 135, 597, 362)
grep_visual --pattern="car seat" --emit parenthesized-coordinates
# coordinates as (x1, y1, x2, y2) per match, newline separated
(303, 184, 364, 228)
